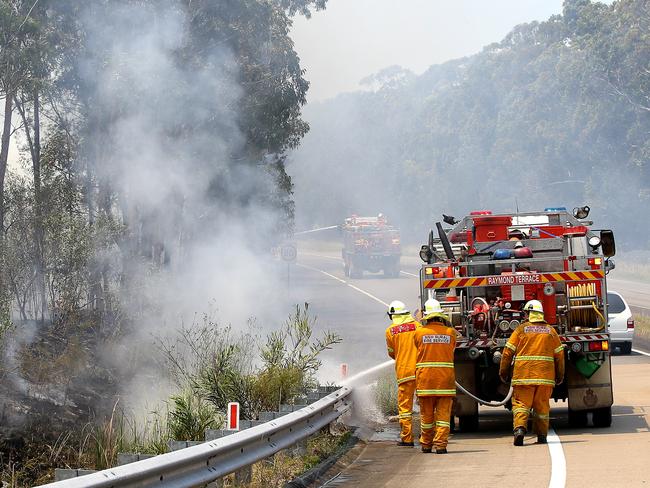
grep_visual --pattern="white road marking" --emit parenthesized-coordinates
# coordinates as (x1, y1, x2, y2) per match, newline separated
(296, 263, 389, 307)
(632, 348, 650, 357)
(300, 251, 340, 261)
(346, 283, 389, 307)
(296, 263, 346, 284)
(298, 259, 566, 486)
(547, 427, 566, 488)
(400, 270, 418, 278)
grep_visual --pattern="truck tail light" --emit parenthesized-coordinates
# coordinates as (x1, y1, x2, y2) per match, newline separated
(627, 318, 634, 329)
(425, 267, 440, 275)
(588, 340, 609, 352)
(587, 257, 602, 269)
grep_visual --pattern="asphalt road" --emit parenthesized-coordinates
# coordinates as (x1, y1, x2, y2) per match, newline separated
(288, 246, 650, 488)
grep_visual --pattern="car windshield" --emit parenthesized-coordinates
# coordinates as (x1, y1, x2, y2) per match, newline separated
(607, 293, 626, 314)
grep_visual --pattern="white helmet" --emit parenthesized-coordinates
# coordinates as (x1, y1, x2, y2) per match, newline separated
(388, 300, 409, 315)
(424, 298, 443, 315)
(523, 300, 544, 313)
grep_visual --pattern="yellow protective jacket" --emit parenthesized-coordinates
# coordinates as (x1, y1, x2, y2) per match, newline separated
(499, 320, 565, 387)
(385, 315, 419, 385)
(413, 321, 456, 396)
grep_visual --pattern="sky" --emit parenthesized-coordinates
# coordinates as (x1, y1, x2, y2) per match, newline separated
(291, 0, 568, 102)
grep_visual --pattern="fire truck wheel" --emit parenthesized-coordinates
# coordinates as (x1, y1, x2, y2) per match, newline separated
(567, 408, 588, 428)
(350, 260, 362, 279)
(592, 406, 612, 428)
(458, 414, 479, 432)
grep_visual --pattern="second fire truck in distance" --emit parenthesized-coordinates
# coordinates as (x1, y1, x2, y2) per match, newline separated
(418, 206, 616, 431)
(342, 215, 401, 278)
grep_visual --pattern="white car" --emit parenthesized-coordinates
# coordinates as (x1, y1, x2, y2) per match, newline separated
(607, 291, 635, 354)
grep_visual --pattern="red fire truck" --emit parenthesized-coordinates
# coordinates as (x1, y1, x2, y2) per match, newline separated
(342, 215, 401, 278)
(418, 207, 616, 431)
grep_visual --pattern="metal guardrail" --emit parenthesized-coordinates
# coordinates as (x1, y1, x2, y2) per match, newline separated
(40, 387, 352, 488)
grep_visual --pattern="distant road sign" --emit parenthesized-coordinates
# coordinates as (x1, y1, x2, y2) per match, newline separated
(281, 243, 297, 262)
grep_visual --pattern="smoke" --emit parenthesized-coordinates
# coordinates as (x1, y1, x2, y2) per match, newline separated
(289, 4, 650, 249)
(74, 1, 291, 413)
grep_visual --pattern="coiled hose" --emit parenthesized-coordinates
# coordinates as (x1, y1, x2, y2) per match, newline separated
(455, 381, 513, 407)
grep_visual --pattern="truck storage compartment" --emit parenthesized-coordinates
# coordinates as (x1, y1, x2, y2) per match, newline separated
(472, 216, 512, 242)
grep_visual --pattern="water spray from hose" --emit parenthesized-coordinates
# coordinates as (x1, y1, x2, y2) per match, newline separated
(294, 225, 340, 236)
(341, 359, 513, 407)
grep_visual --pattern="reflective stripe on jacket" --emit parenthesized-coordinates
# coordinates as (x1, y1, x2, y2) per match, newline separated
(386, 315, 419, 384)
(413, 321, 456, 396)
(499, 320, 565, 386)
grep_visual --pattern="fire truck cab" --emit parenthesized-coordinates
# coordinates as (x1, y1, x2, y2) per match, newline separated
(418, 207, 616, 431)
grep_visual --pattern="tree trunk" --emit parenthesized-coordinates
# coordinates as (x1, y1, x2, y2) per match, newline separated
(32, 91, 47, 323)
(15, 91, 47, 323)
(0, 93, 14, 319)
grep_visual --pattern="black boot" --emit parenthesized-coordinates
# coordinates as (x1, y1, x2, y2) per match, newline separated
(537, 435, 547, 444)
(397, 441, 414, 447)
(513, 427, 525, 446)
(421, 446, 432, 453)
(435, 448, 448, 454)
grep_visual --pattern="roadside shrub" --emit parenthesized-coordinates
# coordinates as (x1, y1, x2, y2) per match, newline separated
(160, 305, 340, 420)
(168, 390, 223, 441)
(255, 304, 341, 411)
(373, 372, 398, 417)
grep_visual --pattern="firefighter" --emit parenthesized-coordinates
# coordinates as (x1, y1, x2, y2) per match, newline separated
(385, 300, 420, 446)
(414, 299, 456, 454)
(499, 299, 565, 446)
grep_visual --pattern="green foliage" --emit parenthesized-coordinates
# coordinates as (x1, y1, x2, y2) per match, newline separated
(160, 317, 259, 418)
(168, 390, 223, 441)
(160, 306, 340, 419)
(256, 304, 341, 410)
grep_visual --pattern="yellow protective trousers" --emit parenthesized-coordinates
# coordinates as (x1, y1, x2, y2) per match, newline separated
(511, 384, 553, 435)
(397, 380, 416, 442)
(418, 396, 453, 449)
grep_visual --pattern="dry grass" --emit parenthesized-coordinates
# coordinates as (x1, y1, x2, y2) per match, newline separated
(372, 372, 398, 417)
(635, 315, 650, 340)
(242, 430, 351, 488)
(614, 255, 650, 282)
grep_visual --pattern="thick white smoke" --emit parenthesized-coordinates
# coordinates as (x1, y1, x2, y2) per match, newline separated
(75, 1, 292, 413)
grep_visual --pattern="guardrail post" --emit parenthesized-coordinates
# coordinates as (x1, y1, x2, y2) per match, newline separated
(54, 469, 96, 481)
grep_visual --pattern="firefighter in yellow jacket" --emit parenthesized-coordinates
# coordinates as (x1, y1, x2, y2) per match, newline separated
(414, 299, 456, 454)
(499, 299, 565, 446)
(385, 300, 419, 446)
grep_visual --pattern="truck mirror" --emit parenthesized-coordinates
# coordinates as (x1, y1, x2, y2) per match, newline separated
(600, 230, 616, 257)
(420, 245, 433, 263)
(605, 258, 616, 274)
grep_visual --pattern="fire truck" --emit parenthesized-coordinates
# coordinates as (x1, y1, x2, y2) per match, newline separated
(418, 207, 616, 431)
(342, 215, 401, 278)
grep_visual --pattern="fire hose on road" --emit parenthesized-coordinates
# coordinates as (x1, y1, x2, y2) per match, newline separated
(455, 381, 513, 407)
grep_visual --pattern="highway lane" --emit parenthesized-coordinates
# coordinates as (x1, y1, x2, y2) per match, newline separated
(291, 248, 650, 488)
